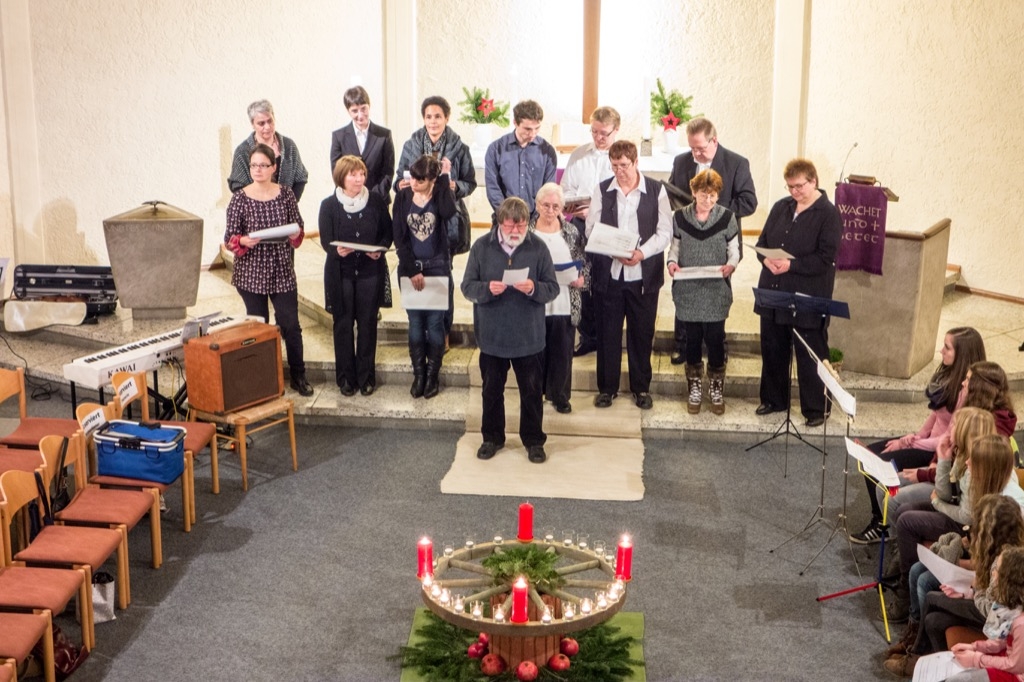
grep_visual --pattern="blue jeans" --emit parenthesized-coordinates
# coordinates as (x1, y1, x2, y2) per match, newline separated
(909, 562, 939, 623)
(408, 309, 445, 347)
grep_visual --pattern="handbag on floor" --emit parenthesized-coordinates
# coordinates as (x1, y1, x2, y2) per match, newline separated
(91, 571, 117, 623)
(32, 622, 89, 680)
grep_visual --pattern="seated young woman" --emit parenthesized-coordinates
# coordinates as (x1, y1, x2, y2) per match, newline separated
(883, 493, 1024, 677)
(850, 327, 985, 545)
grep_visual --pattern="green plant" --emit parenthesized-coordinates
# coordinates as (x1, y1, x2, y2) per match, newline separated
(829, 347, 844, 364)
(457, 86, 511, 127)
(649, 78, 696, 131)
(480, 545, 565, 592)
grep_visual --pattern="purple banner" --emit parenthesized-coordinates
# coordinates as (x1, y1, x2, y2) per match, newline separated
(835, 183, 887, 275)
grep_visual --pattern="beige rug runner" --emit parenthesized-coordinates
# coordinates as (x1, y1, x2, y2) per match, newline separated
(442, 355, 646, 500)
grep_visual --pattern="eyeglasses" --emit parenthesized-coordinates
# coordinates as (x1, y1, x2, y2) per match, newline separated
(502, 223, 527, 232)
(538, 202, 563, 211)
(786, 181, 809, 191)
(590, 127, 615, 139)
(695, 191, 719, 201)
(249, 163, 273, 169)
(690, 139, 716, 154)
(610, 162, 634, 171)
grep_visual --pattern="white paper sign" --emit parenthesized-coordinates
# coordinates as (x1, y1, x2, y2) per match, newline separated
(585, 223, 639, 259)
(555, 267, 579, 286)
(916, 544, 975, 594)
(249, 223, 300, 240)
(912, 651, 964, 682)
(501, 268, 529, 285)
(399, 276, 449, 311)
(748, 244, 794, 259)
(845, 437, 900, 488)
(672, 265, 726, 280)
(79, 406, 106, 435)
(117, 376, 139, 406)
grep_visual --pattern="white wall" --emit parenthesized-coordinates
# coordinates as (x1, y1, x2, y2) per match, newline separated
(4, 0, 1023, 298)
(10, 0, 384, 266)
(804, 1, 1024, 297)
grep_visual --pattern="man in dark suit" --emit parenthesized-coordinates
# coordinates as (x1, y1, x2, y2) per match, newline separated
(330, 86, 395, 204)
(667, 117, 757, 364)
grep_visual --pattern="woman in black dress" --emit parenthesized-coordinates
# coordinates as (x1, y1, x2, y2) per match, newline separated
(319, 155, 392, 396)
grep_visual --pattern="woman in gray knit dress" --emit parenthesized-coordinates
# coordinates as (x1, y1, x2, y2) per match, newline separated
(666, 170, 740, 415)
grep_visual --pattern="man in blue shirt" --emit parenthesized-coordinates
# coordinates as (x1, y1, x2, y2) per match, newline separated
(484, 100, 558, 221)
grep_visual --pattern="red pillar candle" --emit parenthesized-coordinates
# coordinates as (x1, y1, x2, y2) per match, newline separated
(517, 502, 534, 542)
(615, 534, 633, 581)
(417, 536, 433, 579)
(511, 576, 529, 623)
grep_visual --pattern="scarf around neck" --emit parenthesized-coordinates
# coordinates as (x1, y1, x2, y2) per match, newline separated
(336, 187, 369, 213)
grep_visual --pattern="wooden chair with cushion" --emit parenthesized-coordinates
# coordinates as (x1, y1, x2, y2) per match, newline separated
(0, 563, 93, 653)
(190, 397, 297, 493)
(0, 610, 54, 682)
(41, 433, 162, 575)
(75, 401, 192, 533)
(111, 371, 213, 525)
(0, 469, 129, 610)
(0, 449, 45, 480)
(0, 368, 78, 449)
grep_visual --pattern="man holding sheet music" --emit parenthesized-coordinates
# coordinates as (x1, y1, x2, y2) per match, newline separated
(461, 197, 559, 464)
(560, 106, 620, 358)
(585, 140, 672, 410)
(753, 158, 842, 427)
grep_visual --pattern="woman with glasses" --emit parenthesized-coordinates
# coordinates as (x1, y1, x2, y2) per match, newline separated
(528, 183, 587, 414)
(753, 158, 842, 427)
(666, 169, 739, 415)
(228, 99, 309, 201)
(394, 96, 477, 347)
(392, 155, 457, 399)
(224, 143, 312, 396)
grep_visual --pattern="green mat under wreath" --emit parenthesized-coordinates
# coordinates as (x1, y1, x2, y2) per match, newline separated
(400, 608, 646, 681)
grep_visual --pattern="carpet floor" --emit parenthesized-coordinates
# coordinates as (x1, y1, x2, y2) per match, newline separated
(2, 398, 898, 681)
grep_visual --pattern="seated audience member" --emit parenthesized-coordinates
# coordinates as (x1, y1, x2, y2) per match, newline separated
(947, 547, 1024, 681)
(884, 494, 1024, 677)
(851, 327, 985, 544)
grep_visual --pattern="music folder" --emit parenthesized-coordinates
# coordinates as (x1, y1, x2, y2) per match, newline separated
(752, 288, 851, 320)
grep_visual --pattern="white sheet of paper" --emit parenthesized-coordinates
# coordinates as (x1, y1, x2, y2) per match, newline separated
(329, 241, 389, 253)
(917, 544, 975, 594)
(249, 223, 300, 240)
(399, 277, 449, 311)
(502, 268, 529, 285)
(672, 265, 725, 280)
(816, 362, 857, 417)
(555, 267, 579, 286)
(845, 437, 901, 487)
(585, 223, 640, 259)
(912, 651, 964, 682)
(749, 244, 794, 259)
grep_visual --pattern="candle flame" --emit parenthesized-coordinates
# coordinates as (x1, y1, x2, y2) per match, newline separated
(514, 576, 528, 588)
(419, 536, 431, 545)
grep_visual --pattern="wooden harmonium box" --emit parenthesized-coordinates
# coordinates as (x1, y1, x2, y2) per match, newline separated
(183, 320, 283, 413)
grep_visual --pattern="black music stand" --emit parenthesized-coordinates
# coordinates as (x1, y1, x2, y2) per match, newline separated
(746, 289, 850, 471)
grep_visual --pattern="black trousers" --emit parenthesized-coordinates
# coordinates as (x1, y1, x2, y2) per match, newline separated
(917, 592, 984, 655)
(480, 351, 546, 448)
(237, 287, 304, 375)
(595, 278, 658, 396)
(331, 276, 380, 388)
(543, 315, 574, 406)
(758, 316, 829, 418)
(684, 320, 726, 367)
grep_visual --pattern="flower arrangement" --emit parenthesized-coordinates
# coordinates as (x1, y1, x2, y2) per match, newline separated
(458, 86, 511, 127)
(649, 78, 697, 131)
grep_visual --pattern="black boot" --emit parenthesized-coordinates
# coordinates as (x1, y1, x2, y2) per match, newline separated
(423, 344, 444, 399)
(409, 342, 427, 398)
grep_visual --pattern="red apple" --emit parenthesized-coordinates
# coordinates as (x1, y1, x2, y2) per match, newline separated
(478, 632, 490, 645)
(560, 637, 580, 656)
(467, 642, 485, 659)
(515, 660, 539, 681)
(480, 653, 506, 676)
(548, 653, 571, 671)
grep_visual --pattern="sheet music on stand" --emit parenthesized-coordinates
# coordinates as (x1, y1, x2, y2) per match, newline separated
(792, 330, 856, 419)
(182, 311, 225, 343)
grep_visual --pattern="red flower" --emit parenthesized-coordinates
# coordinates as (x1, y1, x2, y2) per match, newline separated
(661, 111, 680, 131)
(477, 98, 495, 118)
